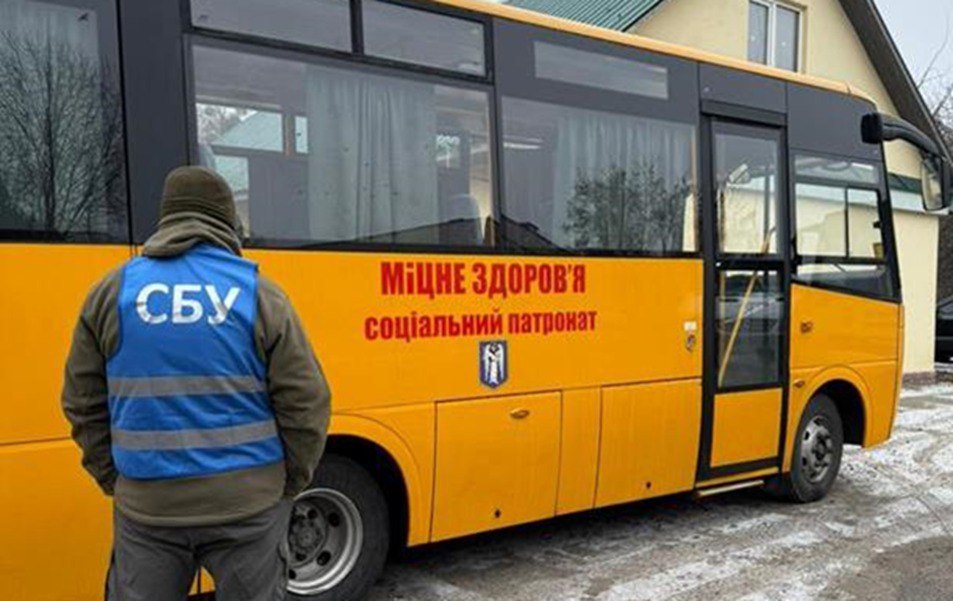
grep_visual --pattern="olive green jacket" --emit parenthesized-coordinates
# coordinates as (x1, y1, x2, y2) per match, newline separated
(61, 212, 331, 527)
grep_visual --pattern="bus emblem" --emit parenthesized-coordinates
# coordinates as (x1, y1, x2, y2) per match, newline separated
(479, 341, 508, 388)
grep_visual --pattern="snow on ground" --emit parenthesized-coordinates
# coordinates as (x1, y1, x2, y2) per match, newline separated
(367, 388, 953, 601)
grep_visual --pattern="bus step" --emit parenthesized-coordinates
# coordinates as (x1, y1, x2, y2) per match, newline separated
(694, 479, 764, 499)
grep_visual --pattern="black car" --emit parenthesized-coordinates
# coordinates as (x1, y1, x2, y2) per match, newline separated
(937, 296, 953, 362)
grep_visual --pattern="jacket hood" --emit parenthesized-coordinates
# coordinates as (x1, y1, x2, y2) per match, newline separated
(142, 211, 242, 258)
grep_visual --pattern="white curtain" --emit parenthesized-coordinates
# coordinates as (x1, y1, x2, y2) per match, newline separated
(552, 109, 694, 251)
(305, 65, 439, 242)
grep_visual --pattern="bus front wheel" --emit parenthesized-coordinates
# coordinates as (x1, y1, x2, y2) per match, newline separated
(766, 394, 844, 503)
(287, 455, 390, 601)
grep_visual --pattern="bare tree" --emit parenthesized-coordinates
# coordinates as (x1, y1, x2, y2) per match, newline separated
(919, 17, 953, 152)
(922, 20, 953, 302)
(564, 162, 693, 252)
(931, 86, 953, 152)
(0, 29, 125, 238)
(196, 103, 252, 144)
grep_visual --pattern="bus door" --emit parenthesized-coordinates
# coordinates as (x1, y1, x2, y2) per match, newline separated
(698, 116, 790, 482)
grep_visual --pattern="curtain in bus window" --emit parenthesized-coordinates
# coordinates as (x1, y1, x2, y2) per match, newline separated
(0, 0, 125, 240)
(502, 98, 695, 253)
(305, 66, 439, 244)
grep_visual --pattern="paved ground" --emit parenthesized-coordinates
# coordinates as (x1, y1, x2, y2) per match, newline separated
(367, 385, 953, 601)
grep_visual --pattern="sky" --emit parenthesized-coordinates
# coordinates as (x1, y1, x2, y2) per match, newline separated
(876, 0, 953, 97)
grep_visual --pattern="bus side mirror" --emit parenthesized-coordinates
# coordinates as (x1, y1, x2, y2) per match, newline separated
(947, 161, 953, 211)
(920, 156, 945, 212)
(863, 113, 952, 212)
(938, 158, 952, 212)
(861, 113, 886, 145)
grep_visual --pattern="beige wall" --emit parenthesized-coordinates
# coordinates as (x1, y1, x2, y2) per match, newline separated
(895, 210, 940, 371)
(633, 0, 939, 373)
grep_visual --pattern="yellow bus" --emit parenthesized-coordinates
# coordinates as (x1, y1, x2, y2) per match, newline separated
(1, 0, 950, 599)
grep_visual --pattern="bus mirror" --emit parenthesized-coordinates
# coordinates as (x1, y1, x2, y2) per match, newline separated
(946, 160, 953, 211)
(920, 156, 953, 212)
(864, 113, 951, 212)
(943, 159, 953, 211)
(921, 156, 944, 211)
(863, 112, 943, 155)
(861, 113, 886, 144)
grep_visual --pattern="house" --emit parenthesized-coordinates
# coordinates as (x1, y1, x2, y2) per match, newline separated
(507, 0, 948, 380)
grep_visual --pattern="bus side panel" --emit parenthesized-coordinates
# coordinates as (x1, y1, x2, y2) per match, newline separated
(0, 244, 131, 444)
(785, 366, 823, 472)
(0, 441, 112, 601)
(889, 310, 906, 436)
(853, 361, 902, 447)
(789, 284, 899, 369)
(786, 284, 901, 468)
(710, 388, 782, 468)
(330, 405, 436, 547)
(556, 387, 601, 515)
(250, 251, 702, 542)
(431, 393, 561, 541)
(595, 379, 701, 508)
(248, 251, 704, 411)
(0, 244, 128, 600)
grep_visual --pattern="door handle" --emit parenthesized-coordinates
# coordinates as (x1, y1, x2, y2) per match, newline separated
(684, 321, 698, 352)
(510, 408, 530, 420)
(685, 332, 697, 352)
(800, 320, 814, 334)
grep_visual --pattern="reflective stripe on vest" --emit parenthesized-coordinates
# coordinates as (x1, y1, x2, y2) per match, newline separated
(106, 244, 284, 480)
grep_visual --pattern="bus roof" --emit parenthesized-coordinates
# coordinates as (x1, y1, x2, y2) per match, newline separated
(432, 0, 878, 106)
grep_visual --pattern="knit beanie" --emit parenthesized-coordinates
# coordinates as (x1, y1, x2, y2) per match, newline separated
(159, 166, 237, 229)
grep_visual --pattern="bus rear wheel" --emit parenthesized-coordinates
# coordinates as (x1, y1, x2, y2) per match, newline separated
(287, 455, 390, 601)
(766, 394, 844, 503)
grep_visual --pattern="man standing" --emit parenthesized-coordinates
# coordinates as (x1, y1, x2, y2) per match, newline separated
(62, 166, 330, 600)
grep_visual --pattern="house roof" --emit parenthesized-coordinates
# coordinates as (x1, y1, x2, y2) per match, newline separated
(505, 0, 949, 159)
(838, 0, 950, 160)
(505, 0, 663, 30)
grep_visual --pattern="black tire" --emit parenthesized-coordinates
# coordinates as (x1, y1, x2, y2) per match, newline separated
(287, 455, 390, 601)
(765, 394, 844, 503)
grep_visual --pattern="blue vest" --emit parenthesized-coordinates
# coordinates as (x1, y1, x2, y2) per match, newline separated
(106, 244, 284, 480)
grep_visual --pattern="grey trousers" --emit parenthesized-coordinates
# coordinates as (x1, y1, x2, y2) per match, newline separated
(107, 500, 292, 601)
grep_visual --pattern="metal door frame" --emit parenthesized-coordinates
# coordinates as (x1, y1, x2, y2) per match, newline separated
(697, 106, 792, 482)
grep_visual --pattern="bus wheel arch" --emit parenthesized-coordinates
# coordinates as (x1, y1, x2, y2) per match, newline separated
(811, 379, 866, 446)
(324, 434, 409, 553)
(287, 435, 410, 600)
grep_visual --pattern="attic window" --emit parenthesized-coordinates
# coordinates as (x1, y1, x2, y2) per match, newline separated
(748, 0, 801, 71)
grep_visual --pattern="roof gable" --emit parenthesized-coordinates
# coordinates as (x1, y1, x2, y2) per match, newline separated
(505, 0, 663, 30)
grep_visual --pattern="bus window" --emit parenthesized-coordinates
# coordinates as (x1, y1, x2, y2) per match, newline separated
(714, 132, 779, 255)
(533, 41, 668, 100)
(796, 263, 894, 299)
(500, 97, 696, 253)
(794, 183, 847, 256)
(848, 189, 881, 258)
(191, 44, 494, 248)
(0, 0, 126, 242)
(190, 0, 351, 52)
(794, 154, 896, 299)
(716, 269, 783, 389)
(362, 0, 486, 76)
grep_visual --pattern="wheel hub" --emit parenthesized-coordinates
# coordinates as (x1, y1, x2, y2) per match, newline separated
(286, 488, 364, 596)
(800, 416, 834, 483)
(289, 506, 327, 564)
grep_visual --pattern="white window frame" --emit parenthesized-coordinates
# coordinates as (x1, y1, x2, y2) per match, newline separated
(749, 0, 804, 71)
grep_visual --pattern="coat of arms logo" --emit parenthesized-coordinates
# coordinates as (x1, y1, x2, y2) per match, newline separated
(479, 340, 508, 388)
